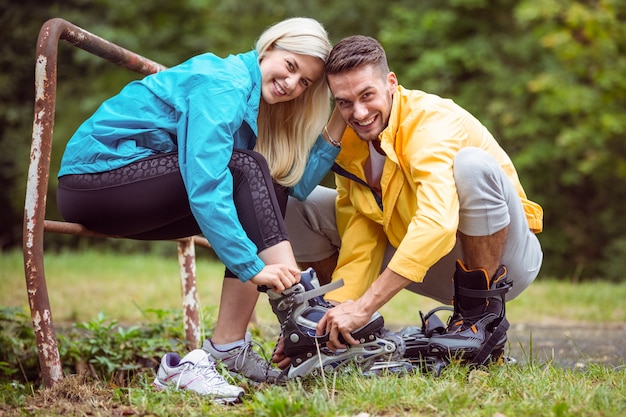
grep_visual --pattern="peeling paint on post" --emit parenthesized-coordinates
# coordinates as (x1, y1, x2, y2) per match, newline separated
(23, 18, 167, 388)
(23, 18, 63, 387)
(177, 238, 201, 349)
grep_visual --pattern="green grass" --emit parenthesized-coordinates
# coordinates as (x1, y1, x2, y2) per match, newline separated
(6, 362, 622, 417)
(3, 249, 626, 326)
(2, 248, 230, 324)
(1, 249, 625, 416)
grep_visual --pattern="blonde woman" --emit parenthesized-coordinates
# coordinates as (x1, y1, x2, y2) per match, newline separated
(57, 18, 343, 401)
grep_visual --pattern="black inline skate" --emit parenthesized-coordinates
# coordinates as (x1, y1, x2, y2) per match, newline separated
(262, 268, 405, 378)
(428, 260, 512, 366)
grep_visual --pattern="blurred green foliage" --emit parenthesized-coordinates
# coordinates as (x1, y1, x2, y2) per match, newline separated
(2, 0, 625, 280)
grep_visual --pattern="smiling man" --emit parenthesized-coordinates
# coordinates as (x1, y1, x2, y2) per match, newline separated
(285, 35, 544, 365)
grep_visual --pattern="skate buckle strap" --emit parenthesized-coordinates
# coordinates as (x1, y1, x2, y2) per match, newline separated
(292, 279, 344, 305)
(472, 317, 510, 365)
(456, 281, 512, 299)
(420, 306, 454, 337)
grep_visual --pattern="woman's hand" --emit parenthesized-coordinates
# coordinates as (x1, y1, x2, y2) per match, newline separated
(250, 264, 300, 292)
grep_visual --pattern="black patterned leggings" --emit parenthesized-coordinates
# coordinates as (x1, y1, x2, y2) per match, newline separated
(57, 150, 290, 278)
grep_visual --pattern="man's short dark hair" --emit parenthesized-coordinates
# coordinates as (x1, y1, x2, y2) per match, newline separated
(326, 35, 389, 76)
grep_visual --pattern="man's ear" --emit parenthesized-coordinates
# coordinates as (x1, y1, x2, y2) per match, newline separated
(387, 71, 398, 93)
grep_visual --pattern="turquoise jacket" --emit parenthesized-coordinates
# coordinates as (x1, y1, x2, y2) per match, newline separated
(59, 51, 339, 281)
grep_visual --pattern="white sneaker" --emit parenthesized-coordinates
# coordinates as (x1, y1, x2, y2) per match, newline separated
(153, 349, 244, 404)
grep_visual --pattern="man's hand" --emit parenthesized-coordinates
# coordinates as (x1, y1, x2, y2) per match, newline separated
(316, 268, 410, 350)
(271, 337, 291, 369)
(316, 300, 372, 351)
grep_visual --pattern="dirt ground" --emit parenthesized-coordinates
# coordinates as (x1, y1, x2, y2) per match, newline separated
(505, 322, 626, 368)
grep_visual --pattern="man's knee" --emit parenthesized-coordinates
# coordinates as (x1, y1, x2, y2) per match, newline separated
(453, 147, 501, 191)
(453, 147, 510, 236)
(284, 186, 340, 262)
(285, 186, 337, 231)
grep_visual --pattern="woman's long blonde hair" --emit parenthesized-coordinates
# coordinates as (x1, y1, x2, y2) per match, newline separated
(254, 17, 331, 187)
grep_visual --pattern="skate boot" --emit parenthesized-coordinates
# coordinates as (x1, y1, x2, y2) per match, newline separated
(263, 268, 404, 378)
(428, 260, 511, 366)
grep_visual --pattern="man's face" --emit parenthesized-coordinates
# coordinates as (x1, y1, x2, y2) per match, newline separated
(328, 65, 397, 142)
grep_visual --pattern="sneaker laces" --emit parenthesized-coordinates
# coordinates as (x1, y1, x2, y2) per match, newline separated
(176, 355, 226, 390)
(269, 292, 296, 373)
(231, 338, 272, 377)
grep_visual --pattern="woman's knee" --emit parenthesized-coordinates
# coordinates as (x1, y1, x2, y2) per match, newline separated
(229, 150, 271, 178)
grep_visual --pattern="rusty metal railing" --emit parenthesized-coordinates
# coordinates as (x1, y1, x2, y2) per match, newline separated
(24, 18, 207, 387)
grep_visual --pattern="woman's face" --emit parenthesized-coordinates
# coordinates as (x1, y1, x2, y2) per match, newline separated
(259, 48, 324, 104)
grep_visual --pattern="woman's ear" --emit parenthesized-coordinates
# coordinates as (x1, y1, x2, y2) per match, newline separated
(258, 46, 275, 63)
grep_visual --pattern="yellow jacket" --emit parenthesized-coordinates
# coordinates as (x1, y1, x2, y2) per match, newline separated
(327, 86, 543, 303)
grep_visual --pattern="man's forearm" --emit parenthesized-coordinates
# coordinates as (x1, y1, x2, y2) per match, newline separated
(353, 267, 411, 316)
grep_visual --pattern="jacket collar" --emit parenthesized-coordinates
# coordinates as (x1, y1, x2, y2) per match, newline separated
(378, 85, 404, 165)
(237, 50, 261, 136)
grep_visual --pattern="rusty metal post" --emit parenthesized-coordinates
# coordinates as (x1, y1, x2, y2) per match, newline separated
(23, 18, 166, 387)
(177, 238, 201, 349)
